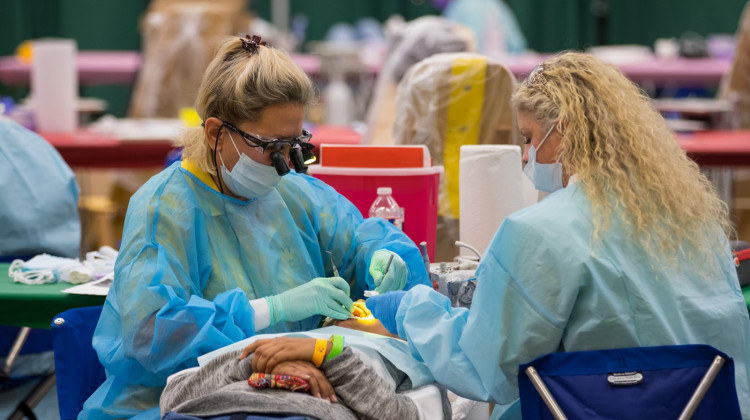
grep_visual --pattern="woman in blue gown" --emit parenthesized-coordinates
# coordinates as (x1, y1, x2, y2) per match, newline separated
(80, 35, 429, 419)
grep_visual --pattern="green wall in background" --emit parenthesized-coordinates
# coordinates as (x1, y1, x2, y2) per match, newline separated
(607, 0, 746, 46)
(249, 0, 438, 44)
(1, 0, 748, 116)
(0, 0, 149, 117)
(508, 0, 747, 52)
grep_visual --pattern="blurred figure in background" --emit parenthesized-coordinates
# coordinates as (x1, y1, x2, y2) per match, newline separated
(0, 119, 80, 259)
(393, 52, 523, 261)
(0, 118, 81, 418)
(364, 16, 476, 144)
(720, 0, 750, 245)
(129, 0, 249, 119)
(443, 0, 527, 57)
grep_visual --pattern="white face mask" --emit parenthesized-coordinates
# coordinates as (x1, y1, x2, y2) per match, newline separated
(219, 131, 281, 199)
(10, 254, 89, 285)
(523, 124, 564, 193)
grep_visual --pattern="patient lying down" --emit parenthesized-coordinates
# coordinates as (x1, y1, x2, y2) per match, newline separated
(160, 337, 450, 420)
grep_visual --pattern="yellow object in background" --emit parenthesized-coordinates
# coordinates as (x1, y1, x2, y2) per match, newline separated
(15, 40, 33, 64)
(444, 56, 487, 219)
(179, 107, 202, 127)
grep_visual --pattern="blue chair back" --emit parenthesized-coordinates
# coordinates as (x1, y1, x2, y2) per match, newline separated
(0, 254, 34, 263)
(518, 344, 742, 419)
(163, 414, 311, 420)
(51, 306, 106, 420)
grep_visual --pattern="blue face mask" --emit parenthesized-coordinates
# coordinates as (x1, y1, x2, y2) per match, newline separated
(523, 124, 564, 193)
(219, 131, 281, 199)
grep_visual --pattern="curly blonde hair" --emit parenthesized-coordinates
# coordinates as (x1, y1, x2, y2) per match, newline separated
(512, 52, 732, 267)
(175, 37, 315, 176)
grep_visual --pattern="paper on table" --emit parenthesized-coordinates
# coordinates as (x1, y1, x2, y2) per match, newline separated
(89, 116, 185, 141)
(61, 272, 113, 296)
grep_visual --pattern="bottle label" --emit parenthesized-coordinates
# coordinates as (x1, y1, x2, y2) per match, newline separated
(387, 218, 403, 230)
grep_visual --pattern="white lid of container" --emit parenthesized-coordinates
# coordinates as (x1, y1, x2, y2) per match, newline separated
(307, 165, 444, 176)
(377, 187, 392, 195)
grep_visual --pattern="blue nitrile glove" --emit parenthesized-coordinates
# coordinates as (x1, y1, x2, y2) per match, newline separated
(265, 277, 354, 324)
(366, 290, 407, 335)
(369, 249, 409, 294)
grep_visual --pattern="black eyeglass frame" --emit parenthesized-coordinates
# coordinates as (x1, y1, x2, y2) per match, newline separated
(221, 121, 312, 154)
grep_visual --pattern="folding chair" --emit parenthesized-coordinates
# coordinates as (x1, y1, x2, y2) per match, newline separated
(1, 254, 58, 420)
(51, 306, 106, 420)
(518, 345, 742, 420)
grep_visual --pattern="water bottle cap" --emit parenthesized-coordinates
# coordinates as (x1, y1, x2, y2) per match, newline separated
(377, 187, 392, 195)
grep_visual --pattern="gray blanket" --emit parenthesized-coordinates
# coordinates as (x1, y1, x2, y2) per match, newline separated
(160, 347, 449, 420)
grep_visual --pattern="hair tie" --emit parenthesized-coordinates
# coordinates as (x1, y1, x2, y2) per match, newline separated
(240, 34, 266, 54)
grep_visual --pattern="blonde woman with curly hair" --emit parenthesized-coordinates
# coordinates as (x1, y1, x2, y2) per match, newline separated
(346, 52, 750, 419)
(80, 35, 430, 420)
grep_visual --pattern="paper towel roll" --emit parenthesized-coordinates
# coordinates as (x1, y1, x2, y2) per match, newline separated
(459, 145, 528, 257)
(31, 39, 78, 133)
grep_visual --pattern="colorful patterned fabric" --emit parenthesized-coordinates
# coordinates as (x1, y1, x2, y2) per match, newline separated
(247, 373, 310, 392)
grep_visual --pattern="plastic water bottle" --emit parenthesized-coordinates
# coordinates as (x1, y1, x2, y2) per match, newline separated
(368, 187, 404, 230)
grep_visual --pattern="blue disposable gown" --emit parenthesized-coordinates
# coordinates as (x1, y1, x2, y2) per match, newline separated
(80, 161, 429, 419)
(395, 182, 750, 419)
(0, 120, 80, 258)
(444, 0, 528, 55)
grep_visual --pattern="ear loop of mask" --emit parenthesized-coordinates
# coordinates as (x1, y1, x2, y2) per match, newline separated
(537, 124, 557, 153)
(9, 259, 55, 285)
(214, 125, 264, 193)
(216, 129, 243, 188)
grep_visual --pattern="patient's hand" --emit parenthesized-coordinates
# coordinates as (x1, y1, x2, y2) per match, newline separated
(272, 360, 337, 403)
(333, 318, 401, 339)
(240, 337, 319, 374)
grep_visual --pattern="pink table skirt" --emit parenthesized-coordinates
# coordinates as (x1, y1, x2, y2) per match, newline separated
(0, 51, 141, 86)
(0, 51, 732, 88)
(677, 130, 750, 166)
(501, 54, 731, 86)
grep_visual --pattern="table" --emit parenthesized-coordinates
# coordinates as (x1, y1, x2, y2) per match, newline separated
(0, 52, 356, 87)
(308, 125, 362, 161)
(0, 51, 140, 87)
(0, 262, 105, 418)
(0, 51, 732, 88)
(0, 263, 105, 329)
(40, 129, 175, 169)
(500, 54, 732, 86)
(676, 130, 750, 166)
(618, 57, 731, 86)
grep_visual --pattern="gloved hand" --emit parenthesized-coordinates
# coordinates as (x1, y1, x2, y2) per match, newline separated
(366, 290, 407, 335)
(265, 277, 354, 324)
(369, 249, 409, 294)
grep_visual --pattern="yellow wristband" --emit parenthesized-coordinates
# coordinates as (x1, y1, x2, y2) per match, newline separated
(311, 338, 328, 367)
